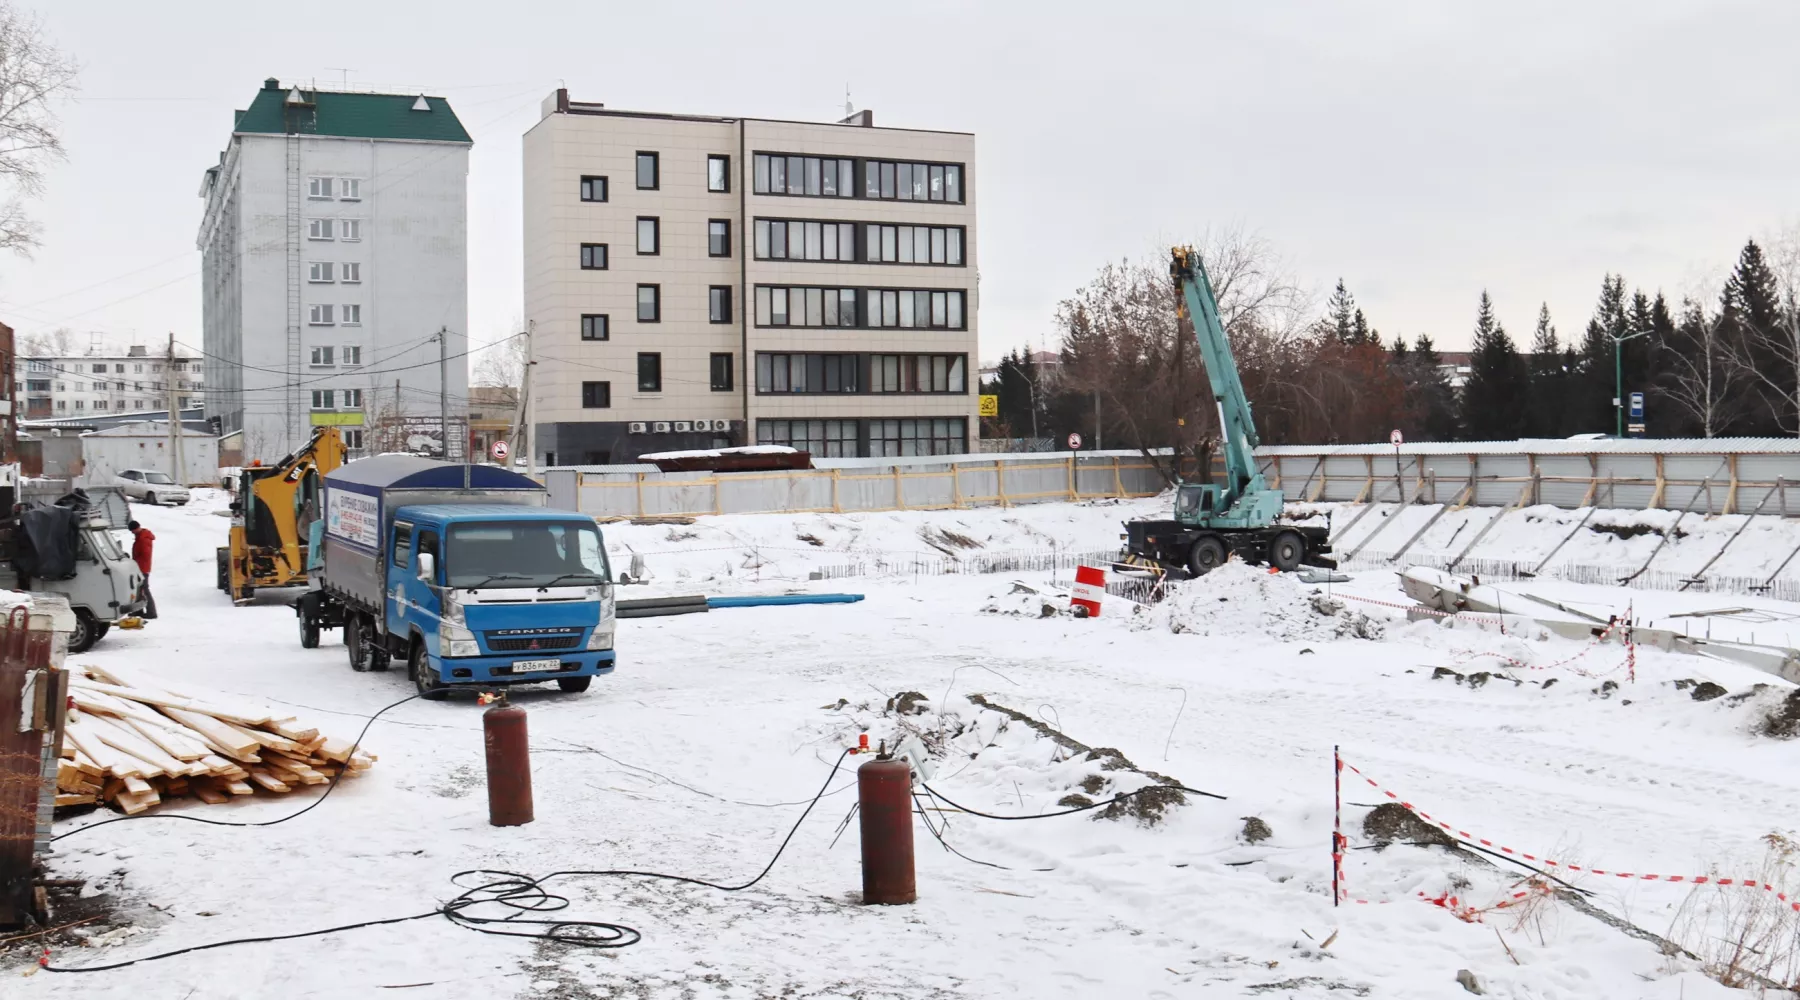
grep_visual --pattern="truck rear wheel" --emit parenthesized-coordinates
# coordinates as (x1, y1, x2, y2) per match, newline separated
(1270, 530, 1305, 573)
(557, 676, 592, 694)
(299, 613, 320, 649)
(411, 640, 448, 700)
(1187, 536, 1227, 577)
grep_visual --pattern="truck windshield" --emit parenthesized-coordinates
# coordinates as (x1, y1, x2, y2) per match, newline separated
(446, 520, 609, 589)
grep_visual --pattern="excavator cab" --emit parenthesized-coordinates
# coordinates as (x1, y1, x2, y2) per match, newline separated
(217, 427, 347, 602)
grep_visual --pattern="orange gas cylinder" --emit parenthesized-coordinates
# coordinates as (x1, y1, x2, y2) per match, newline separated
(482, 696, 533, 827)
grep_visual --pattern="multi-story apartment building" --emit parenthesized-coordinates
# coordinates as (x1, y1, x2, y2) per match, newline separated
(523, 91, 977, 466)
(198, 78, 472, 462)
(18, 344, 203, 421)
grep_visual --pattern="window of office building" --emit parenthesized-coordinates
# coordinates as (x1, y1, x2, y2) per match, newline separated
(708, 219, 731, 257)
(636, 151, 658, 190)
(866, 288, 966, 329)
(864, 160, 964, 203)
(581, 381, 610, 408)
(710, 353, 733, 391)
(755, 419, 859, 457)
(864, 224, 964, 265)
(868, 417, 966, 457)
(308, 218, 334, 240)
(343, 346, 363, 365)
(637, 284, 660, 322)
(868, 354, 967, 393)
(707, 155, 730, 193)
(754, 219, 856, 262)
(580, 243, 608, 270)
(755, 353, 860, 394)
(310, 389, 335, 409)
(637, 352, 661, 392)
(636, 217, 659, 255)
(709, 286, 732, 324)
(343, 388, 363, 408)
(753, 286, 858, 328)
(310, 346, 335, 365)
(341, 262, 362, 283)
(580, 175, 607, 202)
(580, 314, 609, 341)
(752, 153, 855, 197)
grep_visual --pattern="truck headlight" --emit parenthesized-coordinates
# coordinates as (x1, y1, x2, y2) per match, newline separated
(440, 621, 477, 657)
(586, 627, 613, 651)
(442, 594, 466, 625)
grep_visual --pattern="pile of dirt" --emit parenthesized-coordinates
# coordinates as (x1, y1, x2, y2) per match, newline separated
(1363, 802, 1456, 849)
(1136, 561, 1385, 642)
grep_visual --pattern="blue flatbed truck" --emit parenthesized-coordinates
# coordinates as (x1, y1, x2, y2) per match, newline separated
(295, 455, 616, 699)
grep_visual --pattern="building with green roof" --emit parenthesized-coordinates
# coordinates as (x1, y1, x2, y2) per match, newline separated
(198, 79, 473, 463)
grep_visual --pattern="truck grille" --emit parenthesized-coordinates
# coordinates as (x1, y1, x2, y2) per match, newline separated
(485, 634, 581, 652)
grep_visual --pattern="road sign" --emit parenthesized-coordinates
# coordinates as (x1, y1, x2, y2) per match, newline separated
(1390, 429, 1404, 446)
(1628, 423, 1646, 435)
(978, 394, 998, 417)
(491, 439, 510, 461)
(1067, 432, 1083, 450)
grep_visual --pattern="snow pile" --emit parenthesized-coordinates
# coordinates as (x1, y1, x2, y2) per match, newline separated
(1138, 560, 1386, 641)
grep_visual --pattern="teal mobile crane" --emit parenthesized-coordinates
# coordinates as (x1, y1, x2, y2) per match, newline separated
(1122, 246, 1335, 576)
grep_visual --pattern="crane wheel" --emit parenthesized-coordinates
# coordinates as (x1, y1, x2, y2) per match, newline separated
(1187, 536, 1227, 577)
(1270, 531, 1305, 573)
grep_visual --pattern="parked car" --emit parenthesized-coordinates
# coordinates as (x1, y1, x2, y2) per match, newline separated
(116, 469, 191, 506)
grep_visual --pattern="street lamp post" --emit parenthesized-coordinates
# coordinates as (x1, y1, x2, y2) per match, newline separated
(1612, 328, 1653, 437)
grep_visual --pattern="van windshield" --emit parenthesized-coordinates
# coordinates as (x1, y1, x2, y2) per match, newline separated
(446, 520, 609, 589)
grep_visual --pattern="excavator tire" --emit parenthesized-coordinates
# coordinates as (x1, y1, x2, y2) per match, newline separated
(1186, 535, 1227, 577)
(1270, 531, 1305, 573)
(216, 548, 230, 592)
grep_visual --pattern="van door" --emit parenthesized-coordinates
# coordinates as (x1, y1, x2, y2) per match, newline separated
(413, 529, 443, 653)
(386, 521, 414, 637)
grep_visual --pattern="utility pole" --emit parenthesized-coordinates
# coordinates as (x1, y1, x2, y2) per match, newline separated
(432, 326, 450, 460)
(165, 333, 184, 485)
(523, 321, 537, 476)
(1612, 328, 1653, 437)
(1093, 390, 1101, 451)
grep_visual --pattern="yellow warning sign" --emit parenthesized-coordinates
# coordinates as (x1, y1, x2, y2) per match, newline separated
(978, 394, 999, 417)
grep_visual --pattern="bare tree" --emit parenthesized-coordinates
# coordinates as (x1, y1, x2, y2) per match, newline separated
(0, 5, 75, 255)
(1660, 298, 1741, 437)
(471, 329, 526, 388)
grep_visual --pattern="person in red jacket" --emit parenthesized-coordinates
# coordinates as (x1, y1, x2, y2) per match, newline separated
(128, 519, 157, 619)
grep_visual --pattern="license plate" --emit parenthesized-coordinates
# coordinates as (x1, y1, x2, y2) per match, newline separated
(508, 658, 562, 674)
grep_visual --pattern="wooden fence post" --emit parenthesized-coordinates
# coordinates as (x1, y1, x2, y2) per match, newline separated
(832, 468, 842, 513)
(893, 464, 906, 510)
(1067, 455, 1077, 501)
(950, 461, 963, 509)
(996, 459, 1008, 507)
(635, 473, 646, 517)
(1112, 456, 1124, 496)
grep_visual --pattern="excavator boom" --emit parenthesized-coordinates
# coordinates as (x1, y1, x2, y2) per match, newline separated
(219, 427, 347, 602)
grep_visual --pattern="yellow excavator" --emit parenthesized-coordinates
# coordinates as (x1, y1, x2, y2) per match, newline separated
(217, 427, 347, 602)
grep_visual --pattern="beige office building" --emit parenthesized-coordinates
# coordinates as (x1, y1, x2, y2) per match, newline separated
(522, 91, 977, 466)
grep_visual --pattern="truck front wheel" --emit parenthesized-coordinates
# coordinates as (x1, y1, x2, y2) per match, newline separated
(1269, 530, 1305, 573)
(411, 641, 448, 700)
(1187, 536, 1227, 577)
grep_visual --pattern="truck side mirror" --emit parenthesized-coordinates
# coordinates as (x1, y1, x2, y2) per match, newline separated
(416, 552, 435, 583)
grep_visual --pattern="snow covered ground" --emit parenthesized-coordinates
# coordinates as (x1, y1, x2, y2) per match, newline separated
(9, 491, 1800, 998)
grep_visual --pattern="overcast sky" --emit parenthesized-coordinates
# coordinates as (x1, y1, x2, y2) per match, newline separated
(1, 1, 1794, 364)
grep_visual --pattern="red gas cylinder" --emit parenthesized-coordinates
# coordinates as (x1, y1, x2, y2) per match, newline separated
(482, 697, 533, 827)
(858, 750, 916, 904)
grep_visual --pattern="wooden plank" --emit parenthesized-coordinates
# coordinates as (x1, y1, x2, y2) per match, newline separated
(189, 781, 230, 806)
(315, 736, 358, 764)
(113, 788, 158, 815)
(63, 721, 148, 778)
(266, 719, 320, 743)
(122, 776, 154, 796)
(218, 720, 304, 754)
(223, 779, 255, 796)
(70, 751, 102, 777)
(118, 715, 210, 762)
(160, 707, 263, 758)
(246, 769, 291, 794)
(80, 714, 186, 776)
(74, 680, 273, 727)
(55, 793, 97, 807)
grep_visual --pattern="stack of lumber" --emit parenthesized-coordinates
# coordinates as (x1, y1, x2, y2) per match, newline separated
(53, 664, 376, 815)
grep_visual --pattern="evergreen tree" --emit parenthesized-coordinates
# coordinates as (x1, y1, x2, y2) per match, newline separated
(1577, 274, 1629, 434)
(1390, 335, 1409, 363)
(1351, 308, 1374, 346)
(1411, 334, 1460, 440)
(1721, 240, 1785, 433)
(1524, 303, 1567, 437)
(1327, 279, 1357, 344)
(1460, 292, 1529, 440)
(993, 348, 1041, 440)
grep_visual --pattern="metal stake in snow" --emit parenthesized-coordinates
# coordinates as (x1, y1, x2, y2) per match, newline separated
(1071, 565, 1106, 618)
(1332, 745, 1343, 907)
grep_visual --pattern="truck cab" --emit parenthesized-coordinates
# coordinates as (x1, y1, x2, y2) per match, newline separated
(387, 504, 615, 697)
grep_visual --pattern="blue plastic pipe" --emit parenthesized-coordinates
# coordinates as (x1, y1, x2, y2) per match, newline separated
(705, 594, 865, 609)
